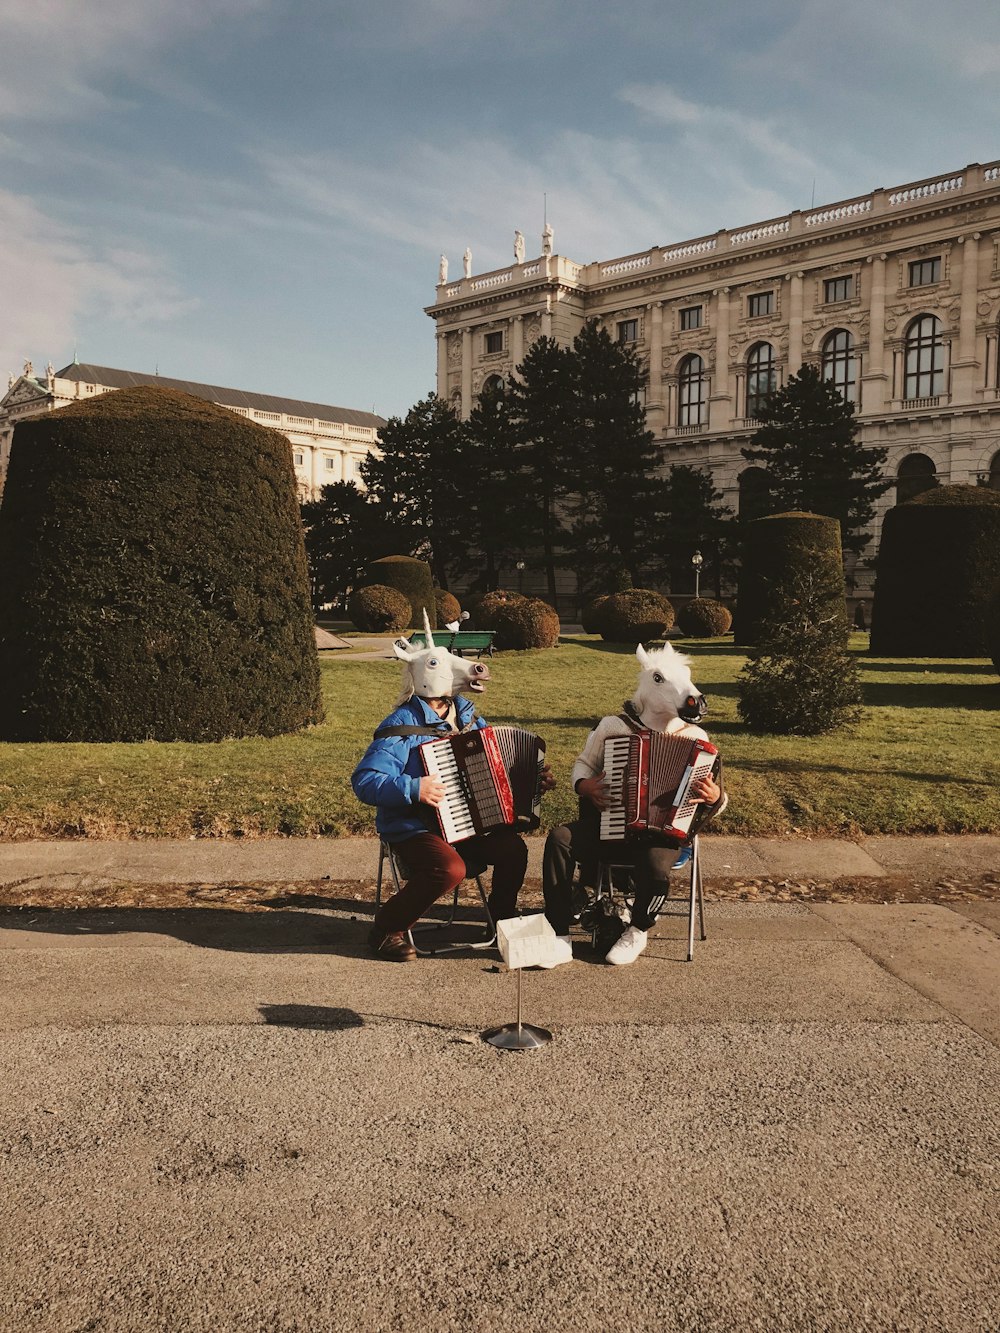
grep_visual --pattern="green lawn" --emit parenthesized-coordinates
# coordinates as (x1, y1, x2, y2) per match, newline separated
(0, 636, 997, 840)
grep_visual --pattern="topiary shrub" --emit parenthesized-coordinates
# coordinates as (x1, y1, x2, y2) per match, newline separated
(677, 598, 733, 638)
(735, 512, 847, 647)
(474, 589, 525, 629)
(0, 386, 322, 742)
(491, 597, 560, 650)
(348, 584, 411, 633)
(363, 555, 436, 630)
(987, 578, 1000, 677)
(737, 565, 862, 735)
(581, 595, 609, 634)
(599, 589, 675, 643)
(434, 587, 461, 625)
(870, 485, 1000, 656)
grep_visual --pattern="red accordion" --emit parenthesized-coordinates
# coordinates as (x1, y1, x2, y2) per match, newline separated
(418, 725, 546, 844)
(600, 730, 719, 842)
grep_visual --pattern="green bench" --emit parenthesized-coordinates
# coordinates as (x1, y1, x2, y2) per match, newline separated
(407, 629, 496, 657)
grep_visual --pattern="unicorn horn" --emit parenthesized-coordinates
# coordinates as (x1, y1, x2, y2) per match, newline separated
(422, 608, 434, 649)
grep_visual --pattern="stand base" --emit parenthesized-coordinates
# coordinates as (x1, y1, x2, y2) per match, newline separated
(482, 1023, 553, 1051)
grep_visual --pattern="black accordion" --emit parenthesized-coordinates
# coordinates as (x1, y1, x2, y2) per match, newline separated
(419, 725, 546, 844)
(599, 730, 719, 842)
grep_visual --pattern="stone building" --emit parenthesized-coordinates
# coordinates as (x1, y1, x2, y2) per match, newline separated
(0, 361, 384, 501)
(426, 159, 1000, 593)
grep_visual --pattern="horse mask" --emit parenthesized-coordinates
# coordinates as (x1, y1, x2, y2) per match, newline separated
(632, 643, 708, 728)
(393, 610, 489, 705)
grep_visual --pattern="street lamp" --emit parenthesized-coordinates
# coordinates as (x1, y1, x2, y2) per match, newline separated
(691, 549, 703, 599)
(515, 560, 526, 595)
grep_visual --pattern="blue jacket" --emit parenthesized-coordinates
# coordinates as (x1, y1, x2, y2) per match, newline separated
(351, 694, 486, 842)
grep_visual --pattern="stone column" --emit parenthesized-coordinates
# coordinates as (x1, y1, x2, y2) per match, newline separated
(436, 331, 448, 398)
(710, 287, 732, 426)
(985, 334, 998, 392)
(951, 233, 980, 404)
(646, 301, 664, 435)
(861, 254, 888, 414)
(541, 297, 553, 339)
(511, 315, 524, 368)
(788, 271, 804, 372)
(461, 328, 472, 418)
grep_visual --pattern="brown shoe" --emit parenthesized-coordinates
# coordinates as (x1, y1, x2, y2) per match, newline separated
(368, 927, 416, 962)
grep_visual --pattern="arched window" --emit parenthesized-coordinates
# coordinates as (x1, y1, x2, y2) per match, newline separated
(896, 453, 938, 504)
(746, 343, 776, 418)
(738, 466, 771, 520)
(904, 315, 944, 400)
(986, 449, 1000, 491)
(481, 374, 505, 397)
(821, 329, 857, 403)
(450, 390, 463, 418)
(677, 354, 707, 427)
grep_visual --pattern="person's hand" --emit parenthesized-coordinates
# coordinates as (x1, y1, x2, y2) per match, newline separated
(691, 773, 720, 805)
(419, 775, 446, 807)
(577, 772, 612, 810)
(540, 764, 556, 793)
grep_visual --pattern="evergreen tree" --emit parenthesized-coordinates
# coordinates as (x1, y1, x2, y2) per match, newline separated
(463, 381, 533, 590)
(300, 481, 398, 610)
(359, 393, 470, 589)
(505, 337, 575, 604)
(560, 320, 661, 590)
(644, 463, 733, 596)
(741, 362, 890, 554)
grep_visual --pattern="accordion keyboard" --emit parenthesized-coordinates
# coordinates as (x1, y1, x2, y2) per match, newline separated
(599, 735, 632, 841)
(421, 741, 477, 842)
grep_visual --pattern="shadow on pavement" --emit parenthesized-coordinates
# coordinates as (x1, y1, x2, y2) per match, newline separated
(259, 1004, 365, 1029)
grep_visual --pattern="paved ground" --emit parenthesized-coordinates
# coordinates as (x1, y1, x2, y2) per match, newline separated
(1, 843, 998, 1332)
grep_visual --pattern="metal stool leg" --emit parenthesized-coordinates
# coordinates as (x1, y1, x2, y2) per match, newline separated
(686, 835, 706, 963)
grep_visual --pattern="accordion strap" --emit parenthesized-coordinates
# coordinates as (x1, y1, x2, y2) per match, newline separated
(618, 702, 646, 733)
(373, 723, 444, 740)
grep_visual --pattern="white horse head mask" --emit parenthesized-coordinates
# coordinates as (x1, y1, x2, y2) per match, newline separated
(632, 642, 708, 729)
(393, 609, 490, 704)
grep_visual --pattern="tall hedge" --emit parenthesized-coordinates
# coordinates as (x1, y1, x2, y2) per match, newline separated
(870, 485, 1000, 656)
(363, 555, 436, 630)
(0, 386, 322, 742)
(735, 512, 847, 647)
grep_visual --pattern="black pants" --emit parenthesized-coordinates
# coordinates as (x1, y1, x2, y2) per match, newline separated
(542, 802, 682, 935)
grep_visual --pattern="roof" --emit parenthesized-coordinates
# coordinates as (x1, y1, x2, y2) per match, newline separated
(55, 364, 385, 430)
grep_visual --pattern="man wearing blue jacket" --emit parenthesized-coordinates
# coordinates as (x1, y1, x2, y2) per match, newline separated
(352, 625, 546, 962)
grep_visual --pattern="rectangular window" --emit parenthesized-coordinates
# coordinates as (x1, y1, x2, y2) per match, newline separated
(485, 331, 504, 354)
(747, 292, 773, 318)
(617, 319, 638, 343)
(824, 276, 852, 303)
(293, 452, 304, 466)
(324, 457, 337, 470)
(680, 305, 702, 330)
(909, 257, 941, 287)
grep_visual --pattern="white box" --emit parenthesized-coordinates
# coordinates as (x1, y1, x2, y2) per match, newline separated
(497, 913, 558, 970)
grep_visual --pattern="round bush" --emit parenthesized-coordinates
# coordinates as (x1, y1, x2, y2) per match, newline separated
(735, 512, 847, 647)
(363, 555, 436, 630)
(474, 589, 525, 629)
(348, 584, 411, 633)
(870, 485, 1000, 656)
(677, 598, 733, 638)
(581, 595, 609, 634)
(0, 386, 322, 742)
(433, 588, 461, 625)
(491, 598, 560, 649)
(599, 589, 675, 643)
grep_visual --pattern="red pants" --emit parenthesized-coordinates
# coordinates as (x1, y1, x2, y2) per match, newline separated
(375, 830, 528, 935)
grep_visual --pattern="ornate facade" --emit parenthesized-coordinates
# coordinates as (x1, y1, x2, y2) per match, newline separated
(0, 362, 384, 501)
(426, 160, 1000, 584)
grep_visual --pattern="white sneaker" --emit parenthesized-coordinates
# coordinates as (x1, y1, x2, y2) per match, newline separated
(606, 926, 648, 966)
(535, 935, 574, 969)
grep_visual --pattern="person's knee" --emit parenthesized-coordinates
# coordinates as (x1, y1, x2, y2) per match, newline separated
(493, 833, 528, 875)
(546, 824, 573, 856)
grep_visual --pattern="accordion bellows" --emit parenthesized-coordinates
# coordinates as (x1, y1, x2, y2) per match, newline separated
(419, 725, 546, 843)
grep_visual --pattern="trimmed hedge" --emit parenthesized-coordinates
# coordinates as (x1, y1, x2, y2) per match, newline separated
(474, 589, 525, 629)
(491, 597, 560, 649)
(677, 598, 733, 638)
(348, 584, 411, 632)
(988, 579, 1000, 676)
(581, 595, 609, 634)
(599, 589, 675, 643)
(434, 587, 461, 625)
(0, 386, 322, 742)
(735, 512, 847, 647)
(870, 485, 1000, 656)
(363, 555, 436, 630)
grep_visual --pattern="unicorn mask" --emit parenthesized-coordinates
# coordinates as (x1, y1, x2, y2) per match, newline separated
(632, 643, 708, 729)
(393, 610, 490, 704)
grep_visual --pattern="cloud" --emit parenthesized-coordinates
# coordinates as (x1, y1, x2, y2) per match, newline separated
(0, 0, 270, 122)
(0, 190, 197, 377)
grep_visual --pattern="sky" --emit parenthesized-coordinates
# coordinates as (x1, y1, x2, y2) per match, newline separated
(2, 0, 999, 420)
